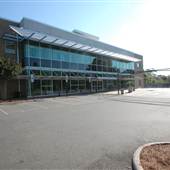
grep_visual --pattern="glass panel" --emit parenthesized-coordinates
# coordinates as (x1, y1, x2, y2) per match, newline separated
(70, 72, 78, 77)
(96, 65, 102, 71)
(62, 72, 70, 76)
(71, 43, 84, 49)
(10, 26, 33, 38)
(32, 33, 45, 40)
(83, 55, 92, 64)
(24, 57, 29, 66)
(87, 47, 97, 52)
(79, 80, 86, 92)
(78, 64, 86, 70)
(86, 80, 91, 90)
(30, 70, 40, 76)
(42, 80, 53, 95)
(85, 64, 90, 71)
(91, 57, 97, 65)
(85, 73, 91, 77)
(62, 80, 70, 92)
(29, 45, 39, 58)
(30, 58, 40, 67)
(61, 51, 69, 62)
(79, 73, 85, 77)
(54, 39, 67, 45)
(43, 36, 57, 43)
(41, 47, 51, 60)
(5, 40, 16, 54)
(31, 80, 41, 96)
(52, 60, 61, 69)
(41, 59, 51, 68)
(70, 53, 78, 63)
(24, 44, 136, 78)
(91, 65, 96, 71)
(53, 80, 61, 93)
(52, 49, 61, 61)
(63, 41, 76, 47)
(53, 71, 61, 76)
(70, 63, 78, 70)
(41, 70, 51, 76)
(80, 46, 91, 50)
(71, 80, 79, 92)
(97, 56, 102, 65)
(62, 62, 69, 69)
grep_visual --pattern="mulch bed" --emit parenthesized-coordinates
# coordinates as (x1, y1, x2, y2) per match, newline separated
(0, 99, 32, 105)
(140, 144, 170, 170)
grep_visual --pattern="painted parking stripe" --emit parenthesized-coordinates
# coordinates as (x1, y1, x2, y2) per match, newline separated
(0, 108, 8, 116)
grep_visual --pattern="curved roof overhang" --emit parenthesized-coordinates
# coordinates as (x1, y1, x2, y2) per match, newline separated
(10, 25, 141, 62)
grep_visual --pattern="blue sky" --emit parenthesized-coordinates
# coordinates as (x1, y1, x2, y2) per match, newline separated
(0, 0, 141, 37)
(1, 0, 170, 75)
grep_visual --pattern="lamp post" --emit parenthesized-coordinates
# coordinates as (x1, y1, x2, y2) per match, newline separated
(117, 69, 124, 95)
(89, 77, 92, 93)
(65, 75, 68, 96)
(117, 70, 120, 95)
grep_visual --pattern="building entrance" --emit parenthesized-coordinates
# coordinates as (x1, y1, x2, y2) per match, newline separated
(91, 80, 103, 92)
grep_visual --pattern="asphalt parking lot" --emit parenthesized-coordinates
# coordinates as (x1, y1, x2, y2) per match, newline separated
(1, 88, 170, 170)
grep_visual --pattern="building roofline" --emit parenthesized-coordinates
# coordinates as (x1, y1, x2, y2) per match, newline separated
(20, 17, 143, 58)
(0, 17, 19, 24)
(3, 17, 142, 59)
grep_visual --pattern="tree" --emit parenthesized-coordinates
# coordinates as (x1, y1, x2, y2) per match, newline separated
(144, 72, 170, 87)
(0, 56, 22, 99)
(0, 56, 22, 80)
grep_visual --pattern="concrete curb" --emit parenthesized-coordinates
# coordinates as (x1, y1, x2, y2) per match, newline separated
(0, 99, 34, 105)
(132, 142, 170, 170)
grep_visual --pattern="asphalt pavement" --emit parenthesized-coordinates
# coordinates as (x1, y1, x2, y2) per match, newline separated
(0, 88, 170, 170)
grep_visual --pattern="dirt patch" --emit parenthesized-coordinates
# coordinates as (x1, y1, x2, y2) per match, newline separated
(0, 99, 32, 105)
(140, 144, 170, 170)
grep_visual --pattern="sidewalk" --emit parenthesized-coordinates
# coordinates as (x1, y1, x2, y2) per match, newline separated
(103, 89, 129, 95)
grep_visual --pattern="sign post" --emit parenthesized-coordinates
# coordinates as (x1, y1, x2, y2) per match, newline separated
(65, 75, 68, 96)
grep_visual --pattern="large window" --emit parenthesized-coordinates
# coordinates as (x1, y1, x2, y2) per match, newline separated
(42, 80, 53, 95)
(30, 58, 40, 67)
(31, 80, 41, 96)
(5, 40, 16, 54)
(53, 80, 61, 93)
(29, 45, 39, 58)
(24, 44, 135, 75)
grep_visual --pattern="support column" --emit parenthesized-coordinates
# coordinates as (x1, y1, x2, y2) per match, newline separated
(27, 40, 31, 97)
(16, 34, 19, 64)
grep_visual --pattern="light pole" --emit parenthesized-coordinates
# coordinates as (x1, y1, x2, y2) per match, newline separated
(65, 75, 68, 96)
(89, 77, 92, 93)
(117, 70, 121, 95)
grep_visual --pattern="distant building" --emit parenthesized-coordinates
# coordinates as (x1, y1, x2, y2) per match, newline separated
(0, 17, 144, 99)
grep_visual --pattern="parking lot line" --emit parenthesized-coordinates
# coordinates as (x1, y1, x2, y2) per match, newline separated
(0, 108, 8, 116)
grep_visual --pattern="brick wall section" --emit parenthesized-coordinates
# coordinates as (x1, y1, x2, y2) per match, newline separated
(0, 18, 19, 61)
(0, 18, 19, 37)
(0, 18, 27, 99)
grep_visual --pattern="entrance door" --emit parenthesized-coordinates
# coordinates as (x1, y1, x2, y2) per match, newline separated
(97, 80, 103, 92)
(91, 80, 103, 92)
(91, 81, 97, 92)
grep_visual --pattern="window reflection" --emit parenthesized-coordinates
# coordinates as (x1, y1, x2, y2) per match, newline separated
(24, 44, 135, 75)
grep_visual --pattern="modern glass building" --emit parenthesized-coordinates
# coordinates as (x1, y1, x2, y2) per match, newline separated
(0, 17, 144, 99)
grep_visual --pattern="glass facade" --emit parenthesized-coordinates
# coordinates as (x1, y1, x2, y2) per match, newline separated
(24, 42, 135, 97)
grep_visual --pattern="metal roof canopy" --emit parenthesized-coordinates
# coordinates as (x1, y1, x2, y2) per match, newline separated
(9, 25, 140, 62)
